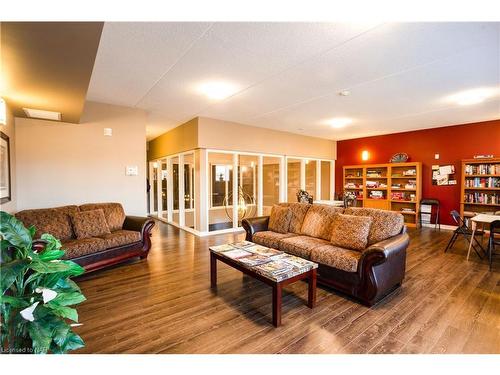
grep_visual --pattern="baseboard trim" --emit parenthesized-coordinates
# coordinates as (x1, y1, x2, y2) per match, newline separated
(420, 223, 457, 231)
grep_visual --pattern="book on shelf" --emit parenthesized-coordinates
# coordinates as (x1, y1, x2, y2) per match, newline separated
(463, 192, 499, 205)
(464, 163, 500, 176)
(464, 176, 499, 188)
(344, 182, 360, 189)
(366, 170, 383, 178)
(369, 191, 384, 199)
(403, 169, 417, 176)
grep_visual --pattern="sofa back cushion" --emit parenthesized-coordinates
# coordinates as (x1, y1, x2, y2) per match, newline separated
(300, 204, 344, 241)
(330, 214, 373, 251)
(344, 207, 404, 245)
(268, 205, 292, 234)
(70, 209, 111, 239)
(15, 205, 79, 241)
(79, 203, 125, 231)
(278, 202, 312, 234)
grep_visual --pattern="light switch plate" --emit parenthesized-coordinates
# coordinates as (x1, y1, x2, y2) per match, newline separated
(126, 166, 138, 176)
(104, 128, 112, 136)
(434, 153, 440, 160)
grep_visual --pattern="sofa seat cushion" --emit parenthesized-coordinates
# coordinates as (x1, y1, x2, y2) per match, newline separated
(253, 231, 297, 249)
(345, 207, 404, 245)
(278, 235, 330, 259)
(62, 237, 108, 259)
(70, 209, 111, 239)
(330, 214, 373, 251)
(15, 205, 79, 241)
(278, 203, 311, 234)
(300, 204, 344, 240)
(79, 203, 125, 232)
(268, 205, 292, 234)
(311, 244, 362, 273)
(98, 230, 142, 249)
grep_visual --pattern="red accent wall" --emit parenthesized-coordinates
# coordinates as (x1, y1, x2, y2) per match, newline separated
(335, 119, 500, 225)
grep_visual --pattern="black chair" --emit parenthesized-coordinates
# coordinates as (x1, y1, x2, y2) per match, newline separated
(444, 210, 484, 257)
(418, 198, 440, 230)
(343, 195, 357, 208)
(487, 220, 500, 271)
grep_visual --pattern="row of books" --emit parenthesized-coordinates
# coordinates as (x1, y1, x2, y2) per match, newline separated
(391, 192, 416, 201)
(464, 164, 500, 176)
(366, 181, 387, 188)
(344, 182, 361, 189)
(463, 193, 499, 205)
(464, 176, 500, 188)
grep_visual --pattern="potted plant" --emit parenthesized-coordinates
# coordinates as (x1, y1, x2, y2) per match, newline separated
(0, 211, 86, 354)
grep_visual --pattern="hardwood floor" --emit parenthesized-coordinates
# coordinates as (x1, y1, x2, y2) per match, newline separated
(75, 222, 500, 354)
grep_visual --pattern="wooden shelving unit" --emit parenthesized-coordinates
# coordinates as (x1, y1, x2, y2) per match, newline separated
(343, 162, 422, 227)
(460, 158, 500, 219)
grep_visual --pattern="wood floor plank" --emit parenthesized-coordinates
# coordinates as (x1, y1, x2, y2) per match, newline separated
(74, 223, 499, 354)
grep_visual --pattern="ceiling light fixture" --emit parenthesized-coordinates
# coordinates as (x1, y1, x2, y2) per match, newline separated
(23, 108, 61, 121)
(338, 90, 351, 96)
(324, 117, 353, 129)
(446, 87, 498, 106)
(196, 80, 240, 100)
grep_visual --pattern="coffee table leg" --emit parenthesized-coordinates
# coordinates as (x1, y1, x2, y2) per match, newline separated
(308, 269, 317, 308)
(210, 252, 217, 288)
(272, 283, 282, 327)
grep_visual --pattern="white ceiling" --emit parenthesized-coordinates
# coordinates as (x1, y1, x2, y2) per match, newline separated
(86, 22, 500, 141)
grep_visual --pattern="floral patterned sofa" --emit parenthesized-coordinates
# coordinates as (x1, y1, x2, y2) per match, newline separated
(242, 203, 409, 306)
(15, 202, 155, 272)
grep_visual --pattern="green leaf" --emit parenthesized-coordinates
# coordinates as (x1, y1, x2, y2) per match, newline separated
(29, 260, 73, 274)
(38, 249, 65, 262)
(0, 295, 30, 308)
(28, 225, 36, 239)
(27, 321, 52, 354)
(61, 332, 85, 352)
(0, 239, 12, 262)
(51, 292, 86, 306)
(46, 304, 78, 322)
(0, 211, 32, 250)
(40, 233, 62, 250)
(0, 259, 30, 293)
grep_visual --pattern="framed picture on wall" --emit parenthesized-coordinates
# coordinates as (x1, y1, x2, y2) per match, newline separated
(0, 131, 11, 204)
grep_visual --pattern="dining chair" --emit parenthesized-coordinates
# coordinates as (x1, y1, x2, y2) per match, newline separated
(444, 210, 483, 258)
(487, 220, 500, 271)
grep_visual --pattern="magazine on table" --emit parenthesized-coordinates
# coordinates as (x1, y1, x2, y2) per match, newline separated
(279, 254, 315, 270)
(246, 245, 283, 257)
(210, 244, 236, 252)
(222, 249, 253, 259)
(230, 241, 254, 249)
(238, 254, 272, 267)
(255, 261, 293, 275)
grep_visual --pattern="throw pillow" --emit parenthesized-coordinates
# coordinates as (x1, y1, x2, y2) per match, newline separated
(70, 209, 111, 239)
(268, 205, 292, 234)
(330, 214, 373, 251)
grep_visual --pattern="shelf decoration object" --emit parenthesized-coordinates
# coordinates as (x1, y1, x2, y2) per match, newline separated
(343, 162, 422, 227)
(460, 158, 500, 219)
(431, 164, 457, 186)
(389, 152, 409, 163)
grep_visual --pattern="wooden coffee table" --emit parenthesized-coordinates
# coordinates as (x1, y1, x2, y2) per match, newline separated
(209, 242, 317, 327)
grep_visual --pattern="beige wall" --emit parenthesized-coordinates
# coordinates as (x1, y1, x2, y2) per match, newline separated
(15, 101, 148, 215)
(147, 118, 198, 161)
(198, 117, 336, 159)
(1, 101, 16, 213)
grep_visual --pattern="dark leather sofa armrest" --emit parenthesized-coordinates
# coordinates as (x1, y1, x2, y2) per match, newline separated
(241, 216, 270, 241)
(123, 216, 155, 240)
(361, 232, 410, 265)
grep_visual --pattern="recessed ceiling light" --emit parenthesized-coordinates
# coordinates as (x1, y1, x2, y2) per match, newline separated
(338, 90, 351, 96)
(446, 87, 498, 106)
(196, 81, 240, 100)
(323, 117, 353, 129)
(23, 108, 61, 121)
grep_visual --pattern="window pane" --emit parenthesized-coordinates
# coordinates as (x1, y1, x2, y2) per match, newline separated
(239, 155, 258, 220)
(171, 156, 179, 224)
(152, 162, 158, 212)
(305, 160, 317, 199)
(161, 160, 167, 218)
(263, 156, 281, 215)
(321, 161, 331, 200)
(183, 153, 195, 228)
(208, 152, 234, 231)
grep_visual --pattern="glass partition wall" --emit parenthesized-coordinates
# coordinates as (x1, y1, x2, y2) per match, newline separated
(149, 150, 334, 235)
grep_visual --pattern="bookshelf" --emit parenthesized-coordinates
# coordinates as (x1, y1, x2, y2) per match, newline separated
(460, 158, 500, 219)
(343, 162, 422, 227)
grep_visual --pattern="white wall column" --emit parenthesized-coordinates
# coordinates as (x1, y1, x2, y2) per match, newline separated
(316, 160, 321, 201)
(167, 157, 173, 222)
(300, 159, 306, 190)
(195, 149, 208, 232)
(232, 153, 239, 228)
(178, 154, 185, 227)
(156, 163, 162, 218)
(148, 162, 155, 214)
(257, 155, 263, 216)
(330, 160, 336, 199)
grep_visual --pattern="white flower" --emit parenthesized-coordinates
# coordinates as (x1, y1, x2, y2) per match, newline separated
(20, 302, 39, 322)
(35, 287, 58, 303)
